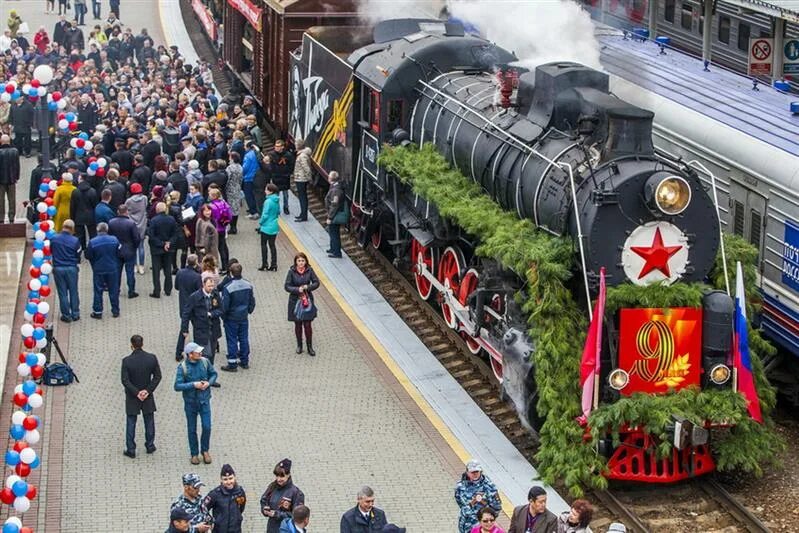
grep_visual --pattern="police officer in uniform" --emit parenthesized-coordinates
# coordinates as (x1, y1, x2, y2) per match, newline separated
(204, 464, 247, 533)
(171, 473, 213, 532)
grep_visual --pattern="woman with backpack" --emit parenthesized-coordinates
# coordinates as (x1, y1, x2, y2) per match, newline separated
(208, 187, 232, 273)
(284, 253, 320, 356)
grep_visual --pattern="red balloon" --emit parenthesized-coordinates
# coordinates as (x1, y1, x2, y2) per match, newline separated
(68, 122, 78, 131)
(13, 441, 28, 453)
(44, 197, 53, 206)
(52, 91, 62, 101)
(26, 485, 36, 500)
(15, 462, 31, 477)
(39, 221, 50, 231)
(4, 85, 13, 94)
(0, 488, 14, 504)
(21, 528, 34, 533)
(39, 286, 51, 297)
(76, 139, 85, 148)
(18, 353, 27, 364)
(29, 298, 40, 304)
(88, 156, 97, 163)
(42, 245, 51, 255)
(30, 79, 40, 88)
(46, 190, 55, 198)
(13, 392, 28, 406)
(30, 267, 41, 278)
(23, 337, 36, 349)
(96, 167, 106, 177)
(33, 313, 46, 324)
(31, 365, 44, 379)
(23, 416, 38, 430)
(38, 212, 48, 221)
(36, 387, 43, 396)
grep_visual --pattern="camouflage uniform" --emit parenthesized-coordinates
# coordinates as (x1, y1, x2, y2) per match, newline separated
(171, 493, 213, 532)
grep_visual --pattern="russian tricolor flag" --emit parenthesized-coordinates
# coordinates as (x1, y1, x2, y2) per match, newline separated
(733, 261, 763, 423)
(578, 267, 606, 425)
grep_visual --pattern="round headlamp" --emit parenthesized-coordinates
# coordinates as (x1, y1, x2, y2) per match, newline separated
(645, 175, 692, 215)
(608, 369, 629, 391)
(709, 364, 731, 385)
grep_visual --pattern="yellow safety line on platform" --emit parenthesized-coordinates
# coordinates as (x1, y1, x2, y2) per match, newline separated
(278, 219, 517, 520)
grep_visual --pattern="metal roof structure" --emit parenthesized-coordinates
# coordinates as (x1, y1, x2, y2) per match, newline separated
(720, 0, 799, 24)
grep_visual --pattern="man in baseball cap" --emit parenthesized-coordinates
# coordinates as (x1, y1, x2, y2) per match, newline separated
(170, 473, 213, 532)
(167, 507, 191, 532)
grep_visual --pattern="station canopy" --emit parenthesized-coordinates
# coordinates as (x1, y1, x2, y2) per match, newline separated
(719, 0, 799, 24)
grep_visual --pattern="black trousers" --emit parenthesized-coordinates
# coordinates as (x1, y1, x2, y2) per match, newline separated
(260, 233, 276, 268)
(75, 223, 97, 251)
(151, 251, 173, 295)
(14, 132, 31, 156)
(126, 412, 154, 452)
(295, 181, 308, 220)
(218, 232, 229, 270)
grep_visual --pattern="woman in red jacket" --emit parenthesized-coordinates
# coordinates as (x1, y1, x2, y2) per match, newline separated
(33, 27, 50, 54)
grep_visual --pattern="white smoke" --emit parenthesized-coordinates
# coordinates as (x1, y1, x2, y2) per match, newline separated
(448, 0, 601, 70)
(356, 0, 446, 23)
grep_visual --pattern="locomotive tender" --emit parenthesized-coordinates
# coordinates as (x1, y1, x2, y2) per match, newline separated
(290, 19, 737, 482)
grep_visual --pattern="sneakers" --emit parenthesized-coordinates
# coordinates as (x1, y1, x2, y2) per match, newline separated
(90, 312, 102, 319)
(190, 455, 200, 465)
(202, 452, 212, 464)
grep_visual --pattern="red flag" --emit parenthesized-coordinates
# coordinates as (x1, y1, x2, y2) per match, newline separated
(579, 267, 606, 424)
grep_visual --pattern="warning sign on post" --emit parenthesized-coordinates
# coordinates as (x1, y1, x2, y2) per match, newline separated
(748, 38, 774, 76)
(784, 40, 799, 75)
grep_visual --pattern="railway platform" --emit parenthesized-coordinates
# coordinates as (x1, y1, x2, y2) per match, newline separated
(0, 1, 568, 531)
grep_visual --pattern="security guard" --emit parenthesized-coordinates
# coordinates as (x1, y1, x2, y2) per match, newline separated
(171, 473, 213, 532)
(204, 464, 247, 533)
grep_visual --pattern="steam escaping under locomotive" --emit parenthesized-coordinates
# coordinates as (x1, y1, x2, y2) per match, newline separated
(290, 19, 738, 483)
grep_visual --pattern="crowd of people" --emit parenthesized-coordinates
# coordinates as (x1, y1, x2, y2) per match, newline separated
(0, 4, 624, 532)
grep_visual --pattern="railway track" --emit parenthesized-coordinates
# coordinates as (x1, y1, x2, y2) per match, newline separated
(302, 190, 771, 532)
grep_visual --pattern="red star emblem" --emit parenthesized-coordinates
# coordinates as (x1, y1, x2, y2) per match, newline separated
(630, 227, 683, 279)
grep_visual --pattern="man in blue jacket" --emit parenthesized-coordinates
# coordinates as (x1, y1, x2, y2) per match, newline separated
(174, 342, 218, 466)
(108, 204, 141, 299)
(241, 142, 259, 218)
(51, 219, 82, 322)
(94, 188, 115, 225)
(220, 263, 255, 372)
(85, 221, 122, 319)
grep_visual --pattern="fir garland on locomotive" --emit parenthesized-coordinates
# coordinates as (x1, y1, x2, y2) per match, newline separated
(289, 19, 781, 492)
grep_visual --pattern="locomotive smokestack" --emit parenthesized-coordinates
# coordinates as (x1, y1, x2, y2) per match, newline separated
(601, 107, 655, 161)
(495, 67, 519, 109)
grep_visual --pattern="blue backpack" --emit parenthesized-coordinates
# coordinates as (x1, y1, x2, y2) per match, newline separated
(43, 363, 76, 386)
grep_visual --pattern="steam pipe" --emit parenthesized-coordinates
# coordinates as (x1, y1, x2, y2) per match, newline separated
(565, 161, 594, 319)
(688, 159, 730, 296)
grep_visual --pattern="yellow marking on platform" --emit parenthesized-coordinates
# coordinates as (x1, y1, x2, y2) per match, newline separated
(278, 219, 517, 519)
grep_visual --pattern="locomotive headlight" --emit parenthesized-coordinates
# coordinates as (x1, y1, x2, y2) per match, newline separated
(608, 369, 629, 391)
(709, 364, 731, 385)
(646, 175, 692, 215)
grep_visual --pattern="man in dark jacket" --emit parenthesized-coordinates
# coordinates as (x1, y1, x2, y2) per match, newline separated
(109, 204, 141, 298)
(51, 219, 82, 322)
(70, 174, 97, 249)
(203, 464, 246, 533)
(85, 221, 121, 318)
(201, 159, 227, 198)
(267, 140, 295, 215)
(65, 20, 84, 51)
(147, 201, 178, 297)
(9, 99, 34, 157)
(102, 168, 127, 210)
(325, 171, 345, 258)
(28, 155, 45, 203)
(181, 277, 222, 367)
(120, 334, 162, 458)
(0, 135, 20, 223)
(340, 486, 388, 533)
(167, 161, 188, 203)
(139, 131, 161, 170)
(175, 254, 202, 361)
(129, 154, 151, 194)
(53, 16, 69, 48)
(507, 486, 558, 533)
(111, 137, 134, 178)
(76, 93, 97, 133)
(220, 263, 255, 372)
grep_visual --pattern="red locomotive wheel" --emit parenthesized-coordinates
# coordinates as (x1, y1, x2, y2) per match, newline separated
(437, 246, 465, 329)
(349, 203, 364, 238)
(371, 225, 383, 250)
(411, 238, 437, 300)
(458, 268, 482, 354)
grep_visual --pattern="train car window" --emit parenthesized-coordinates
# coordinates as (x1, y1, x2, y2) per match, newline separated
(733, 200, 745, 236)
(681, 4, 693, 31)
(738, 23, 751, 51)
(387, 100, 404, 132)
(665, 0, 675, 23)
(750, 209, 762, 255)
(370, 90, 380, 134)
(718, 16, 730, 44)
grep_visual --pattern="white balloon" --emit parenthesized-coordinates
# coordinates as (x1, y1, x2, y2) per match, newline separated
(20, 324, 34, 337)
(13, 496, 30, 513)
(57, 98, 67, 109)
(13, 385, 22, 395)
(36, 353, 46, 366)
(38, 189, 47, 198)
(48, 180, 58, 191)
(16, 364, 31, 377)
(22, 84, 31, 94)
(23, 430, 40, 445)
(28, 279, 42, 292)
(0, 93, 10, 103)
(19, 448, 36, 465)
(5, 475, 21, 489)
(27, 393, 43, 409)
(34, 231, 46, 242)
(84, 140, 93, 150)
(37, 86, 47, 97)
(87, 168, 96, 176)
(36, 202, 47, 214)
(37, 302, 50, 315)
(35, 338, 47, 349)
(22, 312, 33, 322)
(11, 411, 25, 426)
(97, 157, 107, 167)
(40, 263, 53, 275)
(58, 119, 68, 129)
(5, 516, 22, 528)
(32, 250, 44, 260)
(70, 138, 79, 148)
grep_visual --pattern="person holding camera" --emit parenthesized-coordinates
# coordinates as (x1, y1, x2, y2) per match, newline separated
(455, 460, 501, 533)
(260, 458, 305, 533)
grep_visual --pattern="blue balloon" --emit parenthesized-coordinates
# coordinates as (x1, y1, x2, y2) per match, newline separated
(9, 424, 24, 440)
(28, 291, 39, 300)
(33, 328, 45, 341)
(39, 274, 49, 285)
(22, 380, 37, 395)
(89, 162, 99, 171)
(75, 148, 85, 157)
(31, 257, 43, 268)
(0, 84, 5, 92)
(25, 353, 38, 367)
(47, 206, 57, 216)
(46, 229, 56, 239)
(48, 101, 57, 111)
(65, 112, 76, 122)
(2, 521, 20, 533)
(33, 240, 44, 250)
(5, 450, 20, 466)
(21, 404, 32, 412)
(79, 132, 89, 140)
(28, 88, 38, 97)
(29, 456, 40, 469)
(11, 91, 20, 100)
(25, 302, 38, 314)
(12, 480, 28, 498)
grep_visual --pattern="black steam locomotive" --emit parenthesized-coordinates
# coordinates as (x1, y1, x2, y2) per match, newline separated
(290, 19, 731, 482)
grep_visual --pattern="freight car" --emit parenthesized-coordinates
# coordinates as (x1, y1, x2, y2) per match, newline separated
(290, 19, 748, 483)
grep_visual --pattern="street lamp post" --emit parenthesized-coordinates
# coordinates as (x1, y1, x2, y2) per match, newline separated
(32, 65, 55, 181)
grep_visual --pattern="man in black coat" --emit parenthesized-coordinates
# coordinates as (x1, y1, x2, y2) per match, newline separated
(201, 159, 227, 198)
(167, 161, 188, 203)
(181, 276, 222, 368)
(129, 154, 151, 193)
(69, 174, 98, 249)
(120, 334, 162, 458)
(111, 137, 134, 178)
(53, 16, 69, 48)
(147, 201, 179, 298)
(139, 131, 161, 170)
(102, 168, 127, 211)
(9, 98, 34, 157)
(76, 94, 98, 133)
(267, 140, 295, 215)
(175, 253, 202, 361)
(0, 135, 21, 224)
(109, 204, 141, 298)
(28, 155, 45, 203)
(65, 20, 85, 52)
(340, 486, 388, 533)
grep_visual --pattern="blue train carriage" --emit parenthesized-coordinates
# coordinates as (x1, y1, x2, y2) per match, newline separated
(598, 28, 799, 401)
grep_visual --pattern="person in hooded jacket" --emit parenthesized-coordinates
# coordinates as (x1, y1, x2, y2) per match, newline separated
(204, 464, 246, 533)
(455, 460, 502, 533)
(125, 182, 149, 275)
(70, 173, 98, 250)
(260, 458, 305, 533)
(53, 173, 77, 231)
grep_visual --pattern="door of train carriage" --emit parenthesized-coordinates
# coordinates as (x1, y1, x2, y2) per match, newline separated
(728, 177, 767, 269)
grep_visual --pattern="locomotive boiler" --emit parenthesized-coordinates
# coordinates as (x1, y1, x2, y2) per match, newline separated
(290, 19, 737, 483)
